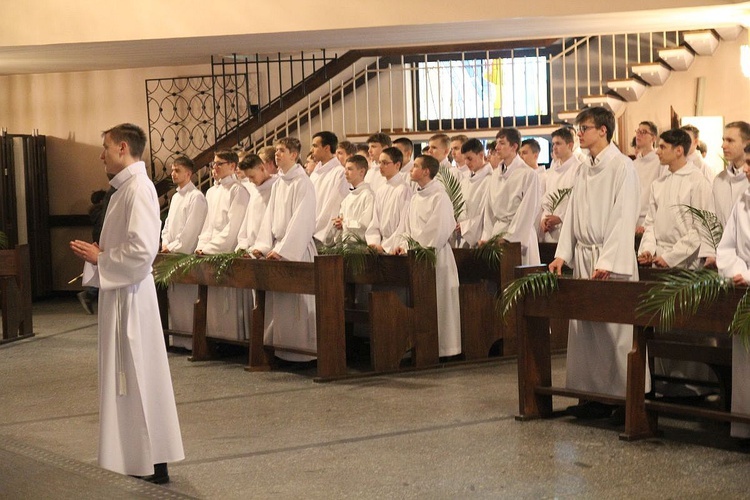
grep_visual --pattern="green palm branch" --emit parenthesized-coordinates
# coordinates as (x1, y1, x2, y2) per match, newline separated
(153, 250, 244, 288)
(0, 230, 8, 250)
(500, 271, 558, 318)
(318, 233, 378, 275)
(636, 268, 732, 331)
(678, 205, 723, 251)
(437, 164, 466, 221)
(474, 233, 506, 271)
(543, 187, 573, 215)
(729, 290, 750, 350)
(404, 235, 437, 267)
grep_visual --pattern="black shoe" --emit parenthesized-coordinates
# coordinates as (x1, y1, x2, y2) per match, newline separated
(566, 401, 615, 419)
(132, 463, 169, 484)
(609, 406, 626, 426)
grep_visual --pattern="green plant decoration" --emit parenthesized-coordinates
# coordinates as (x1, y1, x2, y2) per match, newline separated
(318, 233, 378, 275)
(729, 289, 750, 350)
(474, 233, 506, 271)
(153, 250, 245, 288)
(404, 235, 437, 267)
(679, 204, 723, 251)
(437, 164, 466, 221)
(543, 187, 573, 215)
(636, 268, 732, 332)
(500, 271, 559, 318)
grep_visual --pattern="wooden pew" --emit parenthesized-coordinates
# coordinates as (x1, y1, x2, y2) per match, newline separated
(344, 252, 439, 372)
(154, 254, 346, 380)
(513, 266, 750, 441)
(452, 242, 521, 358)
(0, 245, 34, 344)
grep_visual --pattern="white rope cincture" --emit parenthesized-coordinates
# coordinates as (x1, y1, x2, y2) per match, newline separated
(115, 288, 127, 397)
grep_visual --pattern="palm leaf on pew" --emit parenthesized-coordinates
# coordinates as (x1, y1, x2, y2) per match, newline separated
(499, 271, 559, 319)
(404, 235, 437, 267)
(318, 233, 377, 275)
(474, 232, 506, 271)
(543, 187, 573, 215)
(437, 164, 466, 221)
(153, 250, 244, 288)
(679, 204, 723, 251)
(636, 268, 732, 332)
(729, 290, 750, 350)
(0, 230, 8, 249)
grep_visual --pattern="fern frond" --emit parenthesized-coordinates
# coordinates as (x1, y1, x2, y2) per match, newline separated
(543, 188, 573, 215)
(437, 164, 466, 221)
(0, 230, 8, 250)
(730, 290, 750, 351)
(499, 271, 559, 318)
(404, 235, 437, 267)
(319, 233, 378, 275)
(153, 253, 201, 288)
(474, 233, 506, 271)
(636, 268, 732, 331)
(679, 205, 723, 251)
(152, 250, 243, 287)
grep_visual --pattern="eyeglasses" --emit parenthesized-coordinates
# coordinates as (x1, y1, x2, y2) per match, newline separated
(210, 160, 230, 168)
(635, 129, 654, 136)
(577, 125, 598, 134)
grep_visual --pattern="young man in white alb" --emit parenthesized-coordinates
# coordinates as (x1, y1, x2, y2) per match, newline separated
(449, 134, 471, 181)
(251, 137, 318, 363)
(456, 138, 492, 248)
(539, 127, 581, 244)
(364, 132, 392, 193)
(365, 147, 412, 254)
(394, 154, 462, 358)
(717, 143, 750, 442)
(480, 127, 540, 265)
(196, 150, 250, 341)
(309, 130, 349, 246)
(632, 121, 664, 234)
(160, 155, 208, 347)
(549, 107, 646, 420)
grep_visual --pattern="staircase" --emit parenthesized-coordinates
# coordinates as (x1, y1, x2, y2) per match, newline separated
(552, 26, 745, 123)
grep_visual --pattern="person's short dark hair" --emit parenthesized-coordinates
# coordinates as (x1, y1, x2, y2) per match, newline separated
(486, 140, 497, 152)
(355, 143, 370, 155)
(727, 121, 750, 142)
(639, 121, 658, 136)
(575, 107, 616, 142)
(367, 133, 392, 147)
(521, 138, 541, 154)
(346, 154, 369, 171)
(313, 131, 338, 152)
(495, 128, 522, 148)
(337, 140, 357, 156)
(461, 138, 485, 155)
(382, 146, 403, 166)
(450, 134, 469, 144)
(696, 140, 707, 156)
(103, 123, 147, 159)
(238, 154, 263, 171)
(659, 129, 692, 156)
(393, 137, 414, 154)
(421, 145, 430, 154)
(744, 142, 750, 154)
(275, 137, 301, 154)
(173, 155, 195, 173)
(214, 149, 239, 164)
(419, 154, 440, 179)
(551, 126, 575, 144)
(680, 124, 700, 139)
(90, 189, 107, 205)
